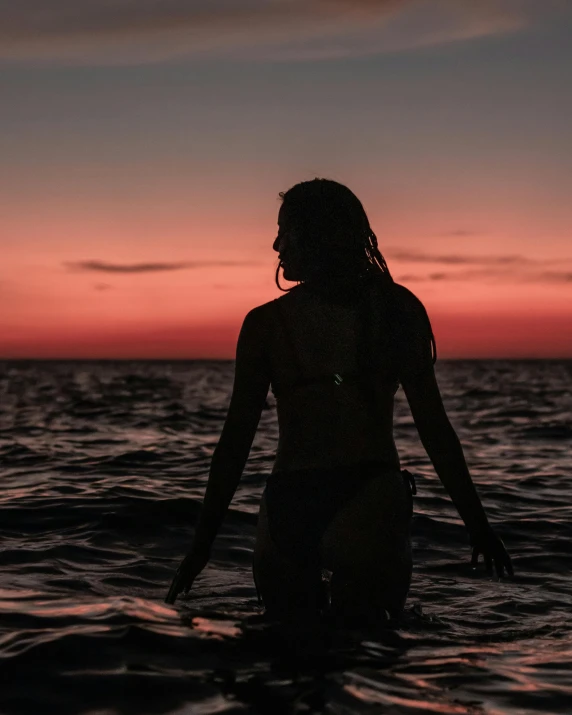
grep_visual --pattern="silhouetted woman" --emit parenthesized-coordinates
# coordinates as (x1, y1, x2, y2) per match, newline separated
(166, 178, 513, 624)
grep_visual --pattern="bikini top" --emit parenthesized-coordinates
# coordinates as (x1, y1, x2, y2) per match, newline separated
(269, 296, 400, 400)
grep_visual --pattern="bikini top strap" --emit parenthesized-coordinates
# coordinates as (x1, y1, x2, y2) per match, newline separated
(272, 299, 306, 381)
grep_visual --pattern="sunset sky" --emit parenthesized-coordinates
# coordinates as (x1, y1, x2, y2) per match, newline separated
(2, 0, 571, 359)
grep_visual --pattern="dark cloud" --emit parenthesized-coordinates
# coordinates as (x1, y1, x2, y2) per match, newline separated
(65, 260, 256, 273)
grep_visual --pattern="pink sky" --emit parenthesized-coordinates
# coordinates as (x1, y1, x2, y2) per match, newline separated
(1, 0, 571, 358)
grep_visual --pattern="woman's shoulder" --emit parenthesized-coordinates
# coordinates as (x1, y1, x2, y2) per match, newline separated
(242, 294, 290, 332)
(388, 282, 436, 365)
(385, 282, 429, 321)
(249, 287, 305, 318)
(242, 302, 272, 331)
(390, 281, 425, 307)
(247, 282, 428, 322)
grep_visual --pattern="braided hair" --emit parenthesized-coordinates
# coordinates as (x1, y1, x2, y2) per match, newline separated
(274, 178, 437, 368)
(275, 178, 393, 292)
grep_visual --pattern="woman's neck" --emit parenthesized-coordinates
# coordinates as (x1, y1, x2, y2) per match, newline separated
(301, 273, 379, 304)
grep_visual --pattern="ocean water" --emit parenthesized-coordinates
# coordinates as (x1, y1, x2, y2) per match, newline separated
(1, 359, 572, 715)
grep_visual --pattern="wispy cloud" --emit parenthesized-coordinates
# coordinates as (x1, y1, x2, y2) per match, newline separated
(392, 248, 572, 284)
(396, 269, 501, 283)
(65, 260, 256, 274)
(386, 249, 537, 266)
(396, 269, 572, 284)
(438, 229, 482, 237)
(529, 271, 572, 284)
(0, 0, 536, 65)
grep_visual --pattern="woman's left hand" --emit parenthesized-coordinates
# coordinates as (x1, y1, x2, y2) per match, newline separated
(165, 544, 211, 604)
(469, 525, 514, 578)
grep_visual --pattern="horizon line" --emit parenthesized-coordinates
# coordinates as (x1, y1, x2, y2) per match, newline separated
(1, 356, 571, 363)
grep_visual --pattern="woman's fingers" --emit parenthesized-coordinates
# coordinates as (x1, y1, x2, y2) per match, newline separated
(501, 547, 514, 577)
(165, 552, 206, 604)
(177, 568, 194, 594)
(165, 564, 191, 604)
(165, 573, 182, 604)
(497, 538, 514, 577)
(485, 553, 493, 574)
(470, 542, 514, 578)
(493, 539, 514, 578)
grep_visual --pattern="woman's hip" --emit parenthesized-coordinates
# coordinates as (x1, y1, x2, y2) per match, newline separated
(320, 467, 412, 560)
(262, 461, 413, 564)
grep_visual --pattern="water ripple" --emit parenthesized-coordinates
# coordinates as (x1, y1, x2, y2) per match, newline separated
(1, 360, 571, 714)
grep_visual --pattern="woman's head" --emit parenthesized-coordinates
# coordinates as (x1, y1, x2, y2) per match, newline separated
(274, 178, 392, 290)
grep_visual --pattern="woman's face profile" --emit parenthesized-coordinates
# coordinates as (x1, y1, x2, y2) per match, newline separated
(274, 205, 301, 281)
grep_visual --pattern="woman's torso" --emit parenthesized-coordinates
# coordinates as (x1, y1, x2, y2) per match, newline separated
(263, 280, 401, 473)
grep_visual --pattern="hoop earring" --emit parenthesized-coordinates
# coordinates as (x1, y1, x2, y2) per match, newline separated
(275, 260, 289, 292)
(275, 259, 301, 292)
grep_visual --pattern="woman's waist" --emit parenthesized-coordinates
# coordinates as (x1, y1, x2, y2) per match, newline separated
(270, 456, 401, 481)
(266, 458, 416, 513)
(273, 438, 399, 475)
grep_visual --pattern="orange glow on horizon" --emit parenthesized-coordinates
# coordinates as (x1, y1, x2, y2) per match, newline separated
(2, 174, 571, 360)
(2, 308, 571, 360)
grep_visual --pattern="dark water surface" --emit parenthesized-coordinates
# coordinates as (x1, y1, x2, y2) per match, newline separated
(1, 360, 571, 715)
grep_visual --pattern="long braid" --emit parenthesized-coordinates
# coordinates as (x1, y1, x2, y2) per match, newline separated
(366, 230, 392, 276)
(366, 228, 437, 365)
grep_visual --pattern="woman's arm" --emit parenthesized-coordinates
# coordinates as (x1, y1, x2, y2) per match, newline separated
(191, 307, 271, 548)
(401, 365, 490, 536)
(395, 286, 513, 577)
(166, 307, 271, 602)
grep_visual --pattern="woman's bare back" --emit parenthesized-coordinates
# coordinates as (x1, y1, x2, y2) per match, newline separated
(262, 281, 401, 472)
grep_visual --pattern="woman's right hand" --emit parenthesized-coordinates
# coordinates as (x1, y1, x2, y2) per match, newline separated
(469, 525, 514, 578)
(165, 543, 211, 604)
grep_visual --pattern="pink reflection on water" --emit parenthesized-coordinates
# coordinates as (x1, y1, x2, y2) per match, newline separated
(344, 683, 486, 713)
(192, 617, 241, 639)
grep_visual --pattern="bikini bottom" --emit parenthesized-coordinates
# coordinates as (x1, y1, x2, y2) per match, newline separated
(263, 460, 416, 566)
